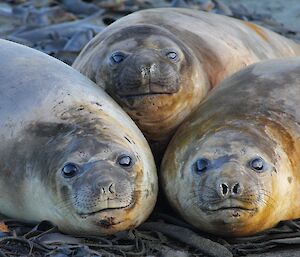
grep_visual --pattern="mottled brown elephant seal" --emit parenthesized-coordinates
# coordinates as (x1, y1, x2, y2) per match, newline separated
(0, 39, 157, 236)
(72, 8, 300, 160)
(161, 57, 300, 237)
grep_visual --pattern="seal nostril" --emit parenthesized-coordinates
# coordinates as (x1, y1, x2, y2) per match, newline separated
(232, 183, 240, 194)
(220, 183, 228, 196)
(108, 183, 115, 194)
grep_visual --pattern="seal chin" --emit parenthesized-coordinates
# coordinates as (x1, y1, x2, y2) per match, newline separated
(117, 91, 175, 110)
(78, 213, 124, 230)
(74, 199, 137, 232)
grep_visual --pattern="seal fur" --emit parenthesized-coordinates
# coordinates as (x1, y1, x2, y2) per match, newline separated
(73, 8, 300, 160)
(161, 57, 300, 237)
(0, 39, 158, 236)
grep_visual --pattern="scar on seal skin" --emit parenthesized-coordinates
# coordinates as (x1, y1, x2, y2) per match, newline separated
(162, 58, 300, 237)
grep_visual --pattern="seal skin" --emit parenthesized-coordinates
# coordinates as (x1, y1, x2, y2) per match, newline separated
(161, 58, 300, 237)
(0, 39, 158, 236)
(72, 8, 300, 160)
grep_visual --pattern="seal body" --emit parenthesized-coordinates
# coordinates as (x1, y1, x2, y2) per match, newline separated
(0, 39, 157, 236)
(161, 58, 300, 237)
(72, 8, 300, 160)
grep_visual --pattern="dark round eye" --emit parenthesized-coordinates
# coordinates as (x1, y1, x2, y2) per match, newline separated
(249, 157, 264, 172)
(62, 163, 79, 178)
(195, 158, 209, 173)
(166, 51, 177, 60)
(110, 52, 126, 64)
(118, 155, 133, 168)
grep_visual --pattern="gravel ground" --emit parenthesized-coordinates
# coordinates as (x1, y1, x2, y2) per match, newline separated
(223, 0, 300, 32)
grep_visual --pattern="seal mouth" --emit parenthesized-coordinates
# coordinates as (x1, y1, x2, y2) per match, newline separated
(116, 82, 178, 98)
(202, 205, 256, 213)
(215, 207, 254, 212)
(119, 92, 173, 98)
(78, 202, 134, 219)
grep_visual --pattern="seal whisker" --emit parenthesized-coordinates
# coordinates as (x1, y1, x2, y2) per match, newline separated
(193, 184, 220, 195)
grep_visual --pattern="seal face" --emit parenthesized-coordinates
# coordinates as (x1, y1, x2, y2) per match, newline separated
(40, 122, 148, 234)
(161, 58, 300, 237)
(92, 26, 192, 121)
(0, 39, 158, 236)
(73, 24, 204, 161)
(177, 129, 277, 236)
(105, 33, 182, 98)
(73, 8, 300, 161)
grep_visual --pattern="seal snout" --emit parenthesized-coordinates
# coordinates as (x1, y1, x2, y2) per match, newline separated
(67, 161, 135, 216)
(94, 177, 116, 195)
(115, 49, 180, 97)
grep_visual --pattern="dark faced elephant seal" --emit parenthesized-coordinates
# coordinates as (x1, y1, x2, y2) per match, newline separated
(161, 57, 300, 237)
(72, 8, 300, 160)
(0, 39, 157, 236)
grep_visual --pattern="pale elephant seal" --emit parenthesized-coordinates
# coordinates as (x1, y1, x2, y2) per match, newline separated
(0, 39, 157, 236)
(72, 8, 300, 160)
(161, 57, 300, 237)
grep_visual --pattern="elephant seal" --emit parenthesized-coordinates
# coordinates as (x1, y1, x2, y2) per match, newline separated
(161, 57, 300, 237)
(72, 8, 300, 160)
(0, 39, 157, 236)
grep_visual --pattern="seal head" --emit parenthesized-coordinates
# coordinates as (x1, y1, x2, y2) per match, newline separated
(0, 39, 158, 236)
(5, 110, 157, 236)
(162, 122, 293, 237)
(102, 26, 183, 99)
(53, 126, 147, 235)
(73, 24, 206, 154)
(73, 8, 300, 163)
(161, 57, 300, 237)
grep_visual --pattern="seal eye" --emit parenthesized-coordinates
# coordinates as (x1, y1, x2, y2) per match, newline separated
(249, 158, 264, 172)
(118, 155, 133, 168)
(110, 52, 126, 64)
(166, 51, 177, 60)
(195, 158, 209, 173)
(62, 163, 79, 178)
